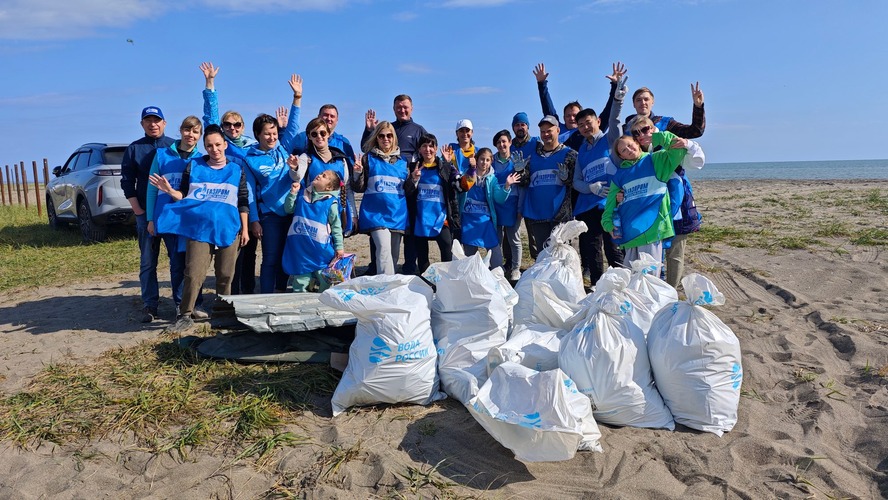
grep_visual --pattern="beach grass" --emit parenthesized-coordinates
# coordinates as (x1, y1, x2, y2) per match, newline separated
(0, 205, 139, 293)
(0, 335, 335, 464)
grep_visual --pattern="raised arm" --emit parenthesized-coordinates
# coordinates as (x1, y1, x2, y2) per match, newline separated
(200, 62, 221, 127)
(599, 62, 625, 134)
(360, 110, 378, 153)
(607, 76, 628, 148)
(279, 73, 303, 153)
(664, 82, 706, 139)
(534, 63, 564, 127)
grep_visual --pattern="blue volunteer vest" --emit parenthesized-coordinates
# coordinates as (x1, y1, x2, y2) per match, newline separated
(303, 154, 354, 236)
(510, 137, 538, 161)
(414, 167, 447, 238)
(152, 148, 193, 231)
(675, 167, 702, 234)
(358, 154, 408, 231)
(245, 144, 291, 216)
(156, 159, 242, 247)
(573, 137, 614, 216)
(610, 154, 669, 244)
(667, 171, 684, 220)
(282, 191, 337, 276)
(524, 147, 571, 221)
(461, 179, 499, 249)
(492, 156, 520, 227)
(449, 143, 475, 175)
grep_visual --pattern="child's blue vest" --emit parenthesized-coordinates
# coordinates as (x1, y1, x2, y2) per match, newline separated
(414, 167, 447, 238)
(461, 179, 498, 249)
(492, 156, 520, 227)
(303, 154, 354, 236)
(156, 159, 241, 247)
(610, 154, 668, 244)
(283, 191, 337, 276)
(358, 155, 408, 231)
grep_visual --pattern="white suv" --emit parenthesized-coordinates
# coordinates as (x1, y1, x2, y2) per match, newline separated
(46, 143, 134, 242)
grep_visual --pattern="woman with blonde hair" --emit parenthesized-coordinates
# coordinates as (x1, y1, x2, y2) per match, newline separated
(352, 121, 408, 275)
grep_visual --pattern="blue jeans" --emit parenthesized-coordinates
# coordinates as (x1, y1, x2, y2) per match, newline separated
(259, 212, 291, 293)
(136, 213, 160, 310)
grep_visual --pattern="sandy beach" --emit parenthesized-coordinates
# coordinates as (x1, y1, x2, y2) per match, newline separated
(0, 179, 886, 499)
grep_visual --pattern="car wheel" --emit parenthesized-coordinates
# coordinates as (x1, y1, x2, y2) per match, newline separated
(78, 198, 107, 243)
(46, 196, 66, 229)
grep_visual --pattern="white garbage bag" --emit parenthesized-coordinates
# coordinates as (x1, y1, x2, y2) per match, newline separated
(320, 275, 445, 416)
(513, 221, 587, 325)
(468, 362, 602, 462)
(487, 323, 565, 374)
(627, 252, 678, 312)
(559, 294, 675, 429)
(423, 252, 510, 404)
(586, 267, 659, 335)
(647, 274, 743, 436)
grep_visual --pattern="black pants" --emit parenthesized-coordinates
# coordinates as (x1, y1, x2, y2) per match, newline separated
(231, 235, 258, 294)
(576, 207, 624, 284)
(415, 226, 454, 274)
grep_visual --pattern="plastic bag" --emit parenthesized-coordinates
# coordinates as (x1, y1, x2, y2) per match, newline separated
(586, 267, 659, 335)
(320, 275, 445, 416)
(559, 295, 674, 429)
(487, 323, 565, 375)
(423, 252, 511, 404)
(468, 362, 602, 462)
(627, 252, 678, 312)
(319, 253, 356, 287)
(513, 221, 587, 325)
(647, 274, 743, 436)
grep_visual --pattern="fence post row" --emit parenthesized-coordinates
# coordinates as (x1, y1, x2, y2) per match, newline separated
(20, 162, 29, 209)
(0, 166, 5, 206)
(32, 161, 42, 217)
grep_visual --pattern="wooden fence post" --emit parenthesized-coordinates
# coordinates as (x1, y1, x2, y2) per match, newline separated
(14, 163, 22, 205)
(20, 162, 29, 209)
(43, 159, 49, 193)
(0, 167, 5, 205)
(33, 161, 42, 217)
(5, 165, 12, 205)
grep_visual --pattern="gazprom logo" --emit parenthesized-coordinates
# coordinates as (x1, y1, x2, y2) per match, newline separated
(374, 178, 401, 193)
(531, 171, 558, 187)
(624, 183, 648, 200)
(193, 186, 207, 200)
(369, 337, 392, 364)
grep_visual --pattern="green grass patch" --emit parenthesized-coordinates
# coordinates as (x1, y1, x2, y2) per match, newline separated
(814, 222, 852, 238)
(851, 228, 888, 246)
(696, 224, 767, 247)
(0, 337, 334, 462)
(0, 206, 139, 293)
(772, 235, 821, 250)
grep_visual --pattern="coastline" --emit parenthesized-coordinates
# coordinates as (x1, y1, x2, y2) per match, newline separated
(0, 179, 886, 498)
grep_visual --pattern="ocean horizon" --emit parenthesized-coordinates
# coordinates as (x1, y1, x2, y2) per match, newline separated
(688, 159, 888, 180)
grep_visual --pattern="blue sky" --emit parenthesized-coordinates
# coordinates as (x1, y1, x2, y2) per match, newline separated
(1, 0, 885, 178)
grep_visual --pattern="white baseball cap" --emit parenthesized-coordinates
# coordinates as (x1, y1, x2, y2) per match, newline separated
(455, 119, 473, 131)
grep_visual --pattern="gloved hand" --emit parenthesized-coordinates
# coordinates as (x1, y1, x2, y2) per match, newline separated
(510, 150, 528, 172)
(614, 76, 628, 101)
(557, 161, 570, 181)
(590, 181, 609, 197)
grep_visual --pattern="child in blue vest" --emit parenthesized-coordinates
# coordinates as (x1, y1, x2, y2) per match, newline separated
(457, 148, 520, 268)
(282, 167, 346, 293)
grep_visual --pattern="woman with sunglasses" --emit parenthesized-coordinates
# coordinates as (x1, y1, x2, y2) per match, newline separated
(289, 117, 355, 235)
(352, 122, 408, 275)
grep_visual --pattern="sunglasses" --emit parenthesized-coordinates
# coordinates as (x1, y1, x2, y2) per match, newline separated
(309, 130, 328, 138)
(222, 121, 243, 128)
(631, 126, 652, 137)
(378, 133, 394, 140)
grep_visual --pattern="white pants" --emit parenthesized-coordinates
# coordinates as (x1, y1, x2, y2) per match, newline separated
(371, 229, 402, 275)
(622, 241, 664, 272)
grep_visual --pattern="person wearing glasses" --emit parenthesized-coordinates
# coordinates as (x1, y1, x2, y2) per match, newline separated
(200, 62, 258, 159)
(352, 122, 408, 275)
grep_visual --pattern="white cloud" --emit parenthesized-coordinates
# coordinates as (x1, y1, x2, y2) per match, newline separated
(439, 0, 516, 7)
(0, 0, 350, 40)
(393, 11, 418, 22)
(448, 86, 501, 95)
(398, 63, 433, 74)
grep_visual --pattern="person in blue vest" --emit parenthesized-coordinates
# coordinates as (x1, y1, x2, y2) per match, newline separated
(602, 131, 688, 269)
(243, 109, 302, 293)
(533, 62, 621, 152)
(404, 133, 461, 274)
(288, 117, 355, 238)
(572, 103, 625, 286)
(457, 148, 520, 268)
(352, 121, 409, 275)
(121, 105, 174, 323)
(282, 166, 345, 293)
(149, 124, 251, 334)
(628, 116, 706, 287)
(523, 115, 578, 257)
(449, 119, 477, 176)
(492, 130, 525, 281)
(508, 112, 539, 261)
(145, 116, 206, 319)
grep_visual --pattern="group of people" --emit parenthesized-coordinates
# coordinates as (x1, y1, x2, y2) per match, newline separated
(119, 61, 706, 334)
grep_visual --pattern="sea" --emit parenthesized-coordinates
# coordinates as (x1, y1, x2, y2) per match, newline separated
(686, 159, 888, 181)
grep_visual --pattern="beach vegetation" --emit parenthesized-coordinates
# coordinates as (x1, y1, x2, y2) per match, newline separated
(850, 228, 888, 246)
(814, 222, 852, 238)
(793, 368, 817, 383)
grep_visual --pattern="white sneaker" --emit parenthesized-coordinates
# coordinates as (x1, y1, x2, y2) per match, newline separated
(191, 308, 209, 320)
(509, 269, 521, 281)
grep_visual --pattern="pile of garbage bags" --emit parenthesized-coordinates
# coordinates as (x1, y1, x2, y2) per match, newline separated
(320, 221, 743, 462)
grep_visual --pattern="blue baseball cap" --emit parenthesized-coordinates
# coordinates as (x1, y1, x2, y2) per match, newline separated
(141, 106, 164, 120)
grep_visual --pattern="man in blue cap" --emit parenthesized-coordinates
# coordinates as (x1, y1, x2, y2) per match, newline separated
(121, 106, 174, 323)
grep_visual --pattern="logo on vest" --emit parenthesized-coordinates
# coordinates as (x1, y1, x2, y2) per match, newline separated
(531, 170, 559, 187)
(624, 183, 648, 200)
(463, 198, 489, 215)
(374, 177, 401, 194)
(418, 186, 442, 202)
(292, 220, 319, 239)
(192, 185, 233, 202)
